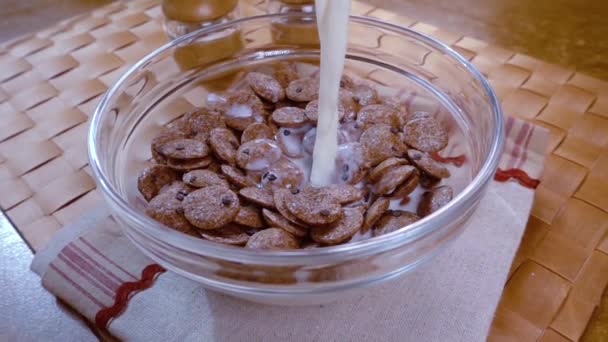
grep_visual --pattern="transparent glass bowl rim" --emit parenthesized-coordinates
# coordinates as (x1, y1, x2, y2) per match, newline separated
(88, 13, 505, 264)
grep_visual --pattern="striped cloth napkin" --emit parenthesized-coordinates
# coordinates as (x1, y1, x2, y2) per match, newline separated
(32, 117, 548, 341)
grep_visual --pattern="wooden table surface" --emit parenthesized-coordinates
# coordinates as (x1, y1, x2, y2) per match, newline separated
(0, 0, 608, 340)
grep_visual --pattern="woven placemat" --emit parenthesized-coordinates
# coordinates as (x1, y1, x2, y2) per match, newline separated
(0, 0, 607, 340)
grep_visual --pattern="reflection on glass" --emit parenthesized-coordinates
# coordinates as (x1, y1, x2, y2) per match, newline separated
(162, 0, 240, 39)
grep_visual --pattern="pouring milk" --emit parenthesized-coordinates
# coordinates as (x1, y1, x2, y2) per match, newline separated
(309, 0, 351, 186)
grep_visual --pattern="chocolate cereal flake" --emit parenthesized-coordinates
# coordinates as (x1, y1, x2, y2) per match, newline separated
(311, 207, 363, 245)
(286, 77, 319, 102)
(234, 205, 264, 228)
(261, 159, 304, 191)
(137, 165, 179, 201)
(182, 169, 229, 188)
(246, 72, 285, 103)
(273, 189, 308, 226)
(245, 228, 299, 249)
(363, 197, 390, 232)
(286, 187, 342, 226)
(183, 186, 240, 230)
(351, 84, 379, 106)
(372, 210, 420, 237)
(368, 157, 409, 183)
(220, 165, 256, 188)
(208, 128, 240, 165)
(326, 184, 364, 204)
(146, 191, 196, 235)
(360, 124, 407, 166)
(271, 106, 308, 128)
(200, 225, 251, 245)
(374, 165, 416, 196)
(304, 100, 345, 123)
(356, 104, 402, 129)
(166, 156, 213, 171)
(222, 91, 266, 131)
(239, 187, 275, 209)
(155, 138, 210, 160)
(407, 149, 450, 179)
(241, 123, 274, 144)
(236, 139, 282, 172)
(403, 118, 448, 153)
(274, 61, 299, 88)
(262, 209, 308, 237)
(417, 185, 453, 217)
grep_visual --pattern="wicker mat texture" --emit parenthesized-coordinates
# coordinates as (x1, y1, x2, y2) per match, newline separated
(0, 0, 607, 340)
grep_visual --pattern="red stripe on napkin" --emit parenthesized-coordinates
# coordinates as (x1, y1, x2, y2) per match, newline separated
(494, 168, 540, 189)
(95, 264, 166, 329)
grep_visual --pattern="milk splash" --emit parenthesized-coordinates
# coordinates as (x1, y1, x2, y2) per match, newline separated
(309, 0, 351, 186)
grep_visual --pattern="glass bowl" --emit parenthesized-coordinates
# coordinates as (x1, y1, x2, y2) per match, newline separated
(89, 13, 504, 305)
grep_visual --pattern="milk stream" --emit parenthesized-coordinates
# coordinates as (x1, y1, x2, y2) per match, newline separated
(309, 0, 351, 186)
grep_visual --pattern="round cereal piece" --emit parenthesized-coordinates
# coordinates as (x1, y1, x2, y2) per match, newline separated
(360, 124, 407, 166)
(407, 149, 450, 179)
(155, 138, 210, 160)
(352, 84, 379, 106)
(137, 165, 179, 201)
(286, 187, 342, 226)
(374, 165, 416, 196)
(208, 128, 240, 165)
(158, 181, 194, 197)
(245, 228, 299, 250)
(363, 197, 390, 231)
(417, 185, 453, 217)
(246, 72, 285, 103)
(262, 209, 307, 237)
(166, 156, 213, 171)
(273, 189, 307, 226)
(220, 165, 256, 188)
(145, 191, 195, 234)
(304, 100, 345, 123)
(261, 159, 304, 191)
(286, 77, 319, 102)
(341, 120, 364, 142)
(372, 210, 420, 237)
(326, 184, 364, 204)
(392, 170, 420, 198)
(274, 61, 299, 88)
(182, 169, 229, 188)
(356, 104, 402, 129)
(223, 91, 266, 131)
(406, 111, 434, 123)
(151, 128, 187, 164)
(178, 107, 226, 142)
(241, 123, 274, 144)
(200, 224, 250, 246)
(234, 205, 264, 228)
(419, 172, 441, 189)
(239, 187, 275, 209)
(311, 207, 363, 245)
(274, 100, 303, 111)
(271, 106, 308, 128)
(276, 127, 308, 158)
(336, 142, 370, 184)
(206, 160, 222, 174)
(339, 74, 355, 89)
(301, 240, 320, 249)
(339, 89, 359, 121)
(236, 139, 282, 171)
(183, 186, 240, 230)
(368, 157, 409, 183)
(403, 117, 448, 152)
